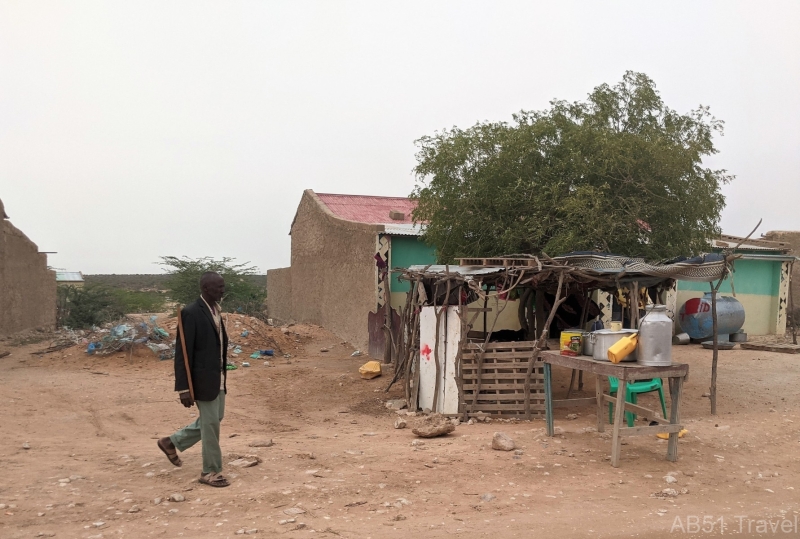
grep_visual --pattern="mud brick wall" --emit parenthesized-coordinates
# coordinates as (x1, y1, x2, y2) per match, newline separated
(279, 191, 379, 350)
(764, 230, 800, 309)
(0, 215, 57, 337)
(266, 267, 292, 323)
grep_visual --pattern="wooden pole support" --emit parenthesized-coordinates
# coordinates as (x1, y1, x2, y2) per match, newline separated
(710, 286, 718, 415)
(177, 307, 195, 402)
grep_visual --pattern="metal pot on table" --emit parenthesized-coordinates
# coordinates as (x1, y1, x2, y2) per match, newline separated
(582, 332, 594, 356)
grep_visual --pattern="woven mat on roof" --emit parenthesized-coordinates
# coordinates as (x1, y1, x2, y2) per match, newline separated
(554, 253, 727, 282)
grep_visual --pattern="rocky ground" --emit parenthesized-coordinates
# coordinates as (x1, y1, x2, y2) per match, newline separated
(1, 319, 799, 538)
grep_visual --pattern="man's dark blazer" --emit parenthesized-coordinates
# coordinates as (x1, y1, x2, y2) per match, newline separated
(174, 298, 228, 402)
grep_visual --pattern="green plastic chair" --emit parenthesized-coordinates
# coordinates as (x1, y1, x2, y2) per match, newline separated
(608, 377, 667, 427)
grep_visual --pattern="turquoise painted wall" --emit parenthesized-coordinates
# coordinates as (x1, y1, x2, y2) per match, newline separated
(678, 259, 782, 296)
(389, 235, 437, 292)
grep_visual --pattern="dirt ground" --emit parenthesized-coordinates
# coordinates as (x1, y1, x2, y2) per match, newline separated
(2, 319, 800, 539)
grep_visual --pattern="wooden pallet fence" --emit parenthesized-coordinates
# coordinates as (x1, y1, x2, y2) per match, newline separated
(461, 341, 545, 417)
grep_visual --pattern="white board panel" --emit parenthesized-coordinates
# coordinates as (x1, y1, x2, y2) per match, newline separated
(442, 307, 462, 414)
(418, 306, 440, 411)
(419, 306, 462, 414)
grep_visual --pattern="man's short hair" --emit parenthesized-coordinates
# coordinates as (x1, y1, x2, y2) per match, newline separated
(200, 271, 221, 287)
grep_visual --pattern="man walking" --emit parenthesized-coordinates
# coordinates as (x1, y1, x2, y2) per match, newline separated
(157, 271, 230, 487)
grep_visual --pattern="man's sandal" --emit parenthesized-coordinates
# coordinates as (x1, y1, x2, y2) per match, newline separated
(157, 438, 182, 467)
(199, 472, 230, 488)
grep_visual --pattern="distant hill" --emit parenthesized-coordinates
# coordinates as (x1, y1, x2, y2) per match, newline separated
(85, 274, 267, 291)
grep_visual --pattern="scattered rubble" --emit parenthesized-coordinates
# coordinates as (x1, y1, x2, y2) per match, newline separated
(229, 455, 262, 468)
(653, 488, 679, 498)
(248, 439, 273, 448)
(385, 399, 407, 410)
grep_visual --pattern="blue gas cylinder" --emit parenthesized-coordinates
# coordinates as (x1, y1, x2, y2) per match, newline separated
(678, 293, 745, 340)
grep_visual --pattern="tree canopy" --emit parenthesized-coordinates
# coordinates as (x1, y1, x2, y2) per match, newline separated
(410, 71, 733, 263)
(159, 256, 266, 314)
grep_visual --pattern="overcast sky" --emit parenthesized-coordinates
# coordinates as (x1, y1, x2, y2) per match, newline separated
(2, 1, 798, 274)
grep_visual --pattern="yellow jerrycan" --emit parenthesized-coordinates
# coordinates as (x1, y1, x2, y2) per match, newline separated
(607, 333, 638, 363)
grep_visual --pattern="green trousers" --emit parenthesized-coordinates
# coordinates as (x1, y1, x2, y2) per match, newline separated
(170, 392, 225, 474)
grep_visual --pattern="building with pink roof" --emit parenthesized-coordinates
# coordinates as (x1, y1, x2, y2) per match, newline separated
(267, 190, 437, 356)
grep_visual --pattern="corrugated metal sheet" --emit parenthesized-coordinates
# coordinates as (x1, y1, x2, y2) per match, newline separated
(316, 193, 418, 225)
(406, 265, 507, 277)
(382, 223, 425, 236)
(714, 234, 788, 252)
(738, 254, 799, 262)
(56, 271, 84, 282)
(712, 239, 785, 251)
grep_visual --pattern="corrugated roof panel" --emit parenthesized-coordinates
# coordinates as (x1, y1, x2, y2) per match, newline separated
(316, 193, 418, 225)
(712, 239, 784, 251)
(56, 271, 84, 282)
(383, 223, 425, 236)
(405, 265, 507, 277)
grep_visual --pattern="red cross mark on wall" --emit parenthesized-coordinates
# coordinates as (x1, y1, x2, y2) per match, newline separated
(421, 344, 432, 361)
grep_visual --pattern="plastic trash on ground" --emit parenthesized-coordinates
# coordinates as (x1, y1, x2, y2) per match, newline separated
(153, 328, 169, 339)
(111, 324, 133, 338)
(260, 349, 274, 356)
(249, 352, 261, 359)
(359, 360, 382, 379)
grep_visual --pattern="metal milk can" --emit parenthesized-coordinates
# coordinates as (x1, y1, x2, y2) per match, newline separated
(637, 304, 673, 366)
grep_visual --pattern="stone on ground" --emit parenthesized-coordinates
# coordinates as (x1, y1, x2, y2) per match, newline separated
(412, 414, 455, 438)
(492, 432, 516, 451)
(385, 399, 408, 410)
(248, 439, 274, 447)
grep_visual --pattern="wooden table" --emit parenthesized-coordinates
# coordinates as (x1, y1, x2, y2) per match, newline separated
(540, 350, 689, 467)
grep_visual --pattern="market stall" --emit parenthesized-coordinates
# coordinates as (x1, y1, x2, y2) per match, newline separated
(389, 253, 731, 419)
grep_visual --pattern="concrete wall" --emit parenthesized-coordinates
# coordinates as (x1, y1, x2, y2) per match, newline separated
(286, 190, 380, 350)
(266, 267, 292, 323)
(0, 216, 57, 336)
(764, 230, 800, 305)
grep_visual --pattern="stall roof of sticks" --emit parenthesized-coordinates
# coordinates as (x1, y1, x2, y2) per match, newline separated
(389, 252, 733, 419)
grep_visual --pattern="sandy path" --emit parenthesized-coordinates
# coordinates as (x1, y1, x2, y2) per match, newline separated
(1, 324, 799, 538)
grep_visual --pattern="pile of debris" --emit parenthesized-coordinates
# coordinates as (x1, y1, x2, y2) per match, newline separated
(35, 316, 176, 358)
(160, 312, 305, 364)
(35, 312, 306, 362)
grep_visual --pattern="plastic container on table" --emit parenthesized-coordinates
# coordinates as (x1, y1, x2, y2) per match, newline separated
(592, 329, 638, 362)
(608, 333, 638, 363)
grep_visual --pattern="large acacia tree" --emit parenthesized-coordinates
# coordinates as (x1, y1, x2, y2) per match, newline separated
(411, 72, 732, 262)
